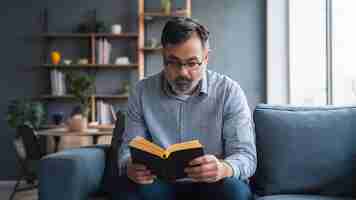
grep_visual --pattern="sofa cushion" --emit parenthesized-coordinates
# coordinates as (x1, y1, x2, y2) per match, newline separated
(256, 195, 355, 200)
(39, 148, 106, 200)
(253, 105, 356, 197)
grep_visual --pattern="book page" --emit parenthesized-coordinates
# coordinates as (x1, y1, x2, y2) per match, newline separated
(165, 140, 203, 158)
(129, 136, 166, 158)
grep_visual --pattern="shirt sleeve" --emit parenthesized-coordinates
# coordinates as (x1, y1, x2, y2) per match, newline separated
(222, 81, 257, 180)
(117, 82, 149, 176)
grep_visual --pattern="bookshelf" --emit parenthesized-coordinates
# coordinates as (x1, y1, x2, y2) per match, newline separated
(40, 64, 139, 69)
(41, 32, 138, 38)
(143, 9, 190, 18)
(39, 94, 129, 100)
(138, 0, 192, 73)
(39, 0, 192, 125)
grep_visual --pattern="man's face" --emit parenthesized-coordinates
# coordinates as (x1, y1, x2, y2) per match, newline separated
(162, 33, 209, 96)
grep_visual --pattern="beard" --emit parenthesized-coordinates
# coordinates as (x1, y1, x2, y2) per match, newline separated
(168, 76, 199, 95)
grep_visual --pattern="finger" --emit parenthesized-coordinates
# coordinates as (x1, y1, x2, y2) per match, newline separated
(136, 175, 154, 181)
(135, 170, 152, 177)
(201, 177, 219, 183)
(189, 155, 216, 166)
(132, 164, 148, 170)
(139, 179, 154, 184)
(136, 175, 155, 184)
(185, 163, 217, 174)
(190, 174, 218, 183)
(188, 170, 217, 180)
(190, 177, 216, 183)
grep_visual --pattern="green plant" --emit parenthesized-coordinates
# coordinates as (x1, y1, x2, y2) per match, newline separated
(6, 99, 46, 130)
(161, 0, 171, 14)
(65, 71, 96, 117)
(118, 80, 130, 95)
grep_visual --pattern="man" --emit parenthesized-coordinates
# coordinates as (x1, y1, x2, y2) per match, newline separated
(114, 17, 256, 200)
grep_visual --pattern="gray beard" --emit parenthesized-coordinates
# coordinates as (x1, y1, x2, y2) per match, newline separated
(168, 79, 199, 96)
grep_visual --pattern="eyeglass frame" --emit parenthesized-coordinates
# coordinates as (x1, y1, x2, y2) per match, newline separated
(163, 56, 205, 71)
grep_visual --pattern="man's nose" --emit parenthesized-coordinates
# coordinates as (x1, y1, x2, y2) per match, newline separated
(177, 66, 190, 77)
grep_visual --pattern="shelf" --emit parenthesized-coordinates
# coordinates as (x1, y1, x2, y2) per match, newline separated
(40, 123, 115, 130)
(94, 33, 138, 38)
(40, 64, 139, 69)
(41, 32, 138, 39)
(39, 94, 129, 100)
(39, 95, 76, 100)
(95, 94, 129, 99)
(143, 9, 189, 18)
(141, 47, 162, 52)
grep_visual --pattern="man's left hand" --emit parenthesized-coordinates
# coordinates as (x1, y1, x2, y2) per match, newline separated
(184, 154, 233, 183)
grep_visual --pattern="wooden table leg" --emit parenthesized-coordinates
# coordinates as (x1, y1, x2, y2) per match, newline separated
(53, 136, 61, 152)
(93, 135, 100, 145)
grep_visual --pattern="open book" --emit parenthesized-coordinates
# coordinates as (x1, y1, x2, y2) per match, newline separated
(129, 136, 204, 181)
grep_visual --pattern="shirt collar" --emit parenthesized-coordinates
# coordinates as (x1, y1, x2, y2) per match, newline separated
(200, 70, 208, 95)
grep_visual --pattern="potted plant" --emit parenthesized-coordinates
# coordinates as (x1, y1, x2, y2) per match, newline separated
(6, 99, 46, 130)
(161, 0, 171, 15)
(65, 71, 96, 131)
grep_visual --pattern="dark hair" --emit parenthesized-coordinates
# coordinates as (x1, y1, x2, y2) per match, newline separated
(161, 17, 210, 48)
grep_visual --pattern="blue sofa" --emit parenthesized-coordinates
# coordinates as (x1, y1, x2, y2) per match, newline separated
(39, 105, 356, 200)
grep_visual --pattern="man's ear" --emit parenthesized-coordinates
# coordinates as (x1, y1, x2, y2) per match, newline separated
(203, 49, 210, 64)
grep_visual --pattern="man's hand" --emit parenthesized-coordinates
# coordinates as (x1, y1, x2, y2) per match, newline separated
(184, 154, 233, 183)
(127, 160, 156, 184)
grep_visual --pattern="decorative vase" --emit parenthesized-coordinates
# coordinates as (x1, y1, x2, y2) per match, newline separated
(52, 112, 64, 125)
(51, 51, 61, 65)
(161, 0, 171, 15)
(67, 114, 88, 132)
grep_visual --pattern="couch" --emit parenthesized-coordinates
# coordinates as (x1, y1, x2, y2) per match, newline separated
(39, 105, 356, 200)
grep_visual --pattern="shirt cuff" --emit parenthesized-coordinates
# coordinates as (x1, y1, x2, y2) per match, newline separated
(223, 159, 240, 179)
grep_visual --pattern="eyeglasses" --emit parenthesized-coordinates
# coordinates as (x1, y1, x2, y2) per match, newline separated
(164, 58, 203, 71)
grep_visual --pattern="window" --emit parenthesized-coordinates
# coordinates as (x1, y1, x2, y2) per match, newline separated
(288, 0, 356, 105)
(332, 0, 356, 105)
(289, 0, 327, 105)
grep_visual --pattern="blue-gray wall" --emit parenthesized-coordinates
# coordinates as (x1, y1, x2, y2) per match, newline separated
(0, 0, 265, 180)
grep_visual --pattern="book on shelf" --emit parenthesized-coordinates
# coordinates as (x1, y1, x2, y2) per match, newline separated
(129, 136, 204, 181)
(50, 69, 66, 96)
(96, 100, 114, 124)
(96, 38, 112, 64)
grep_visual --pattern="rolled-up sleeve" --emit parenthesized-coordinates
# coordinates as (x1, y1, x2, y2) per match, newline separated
(222, 82, 257, 180)
(117, 82, 148, 175)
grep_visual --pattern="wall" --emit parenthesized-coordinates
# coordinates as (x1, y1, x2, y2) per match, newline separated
(0, 0, 266, 180)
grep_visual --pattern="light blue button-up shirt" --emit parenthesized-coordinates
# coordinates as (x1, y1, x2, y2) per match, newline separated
(118, 70, 257, 180)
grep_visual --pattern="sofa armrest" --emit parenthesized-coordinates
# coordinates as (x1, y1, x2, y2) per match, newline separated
(39, 146, 107, 200)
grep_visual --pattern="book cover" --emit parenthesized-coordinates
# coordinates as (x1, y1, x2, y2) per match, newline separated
(102, 101, 111, 124)
(96, 39, 101, 64)
(98, 39, 104, 64)
(103, 39, 112, 64)
(96, 100, 102, 123)
(58, 71, 66, 95)
(50, 69, 57, 95)
(103, 39, 107, 64)
(129, 136, 204, 181)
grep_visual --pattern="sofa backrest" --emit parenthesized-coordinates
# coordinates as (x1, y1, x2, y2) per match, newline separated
(253, 104, 356, 197)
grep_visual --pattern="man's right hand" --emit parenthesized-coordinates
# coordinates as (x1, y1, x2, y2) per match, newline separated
(127, 160, 156, 184)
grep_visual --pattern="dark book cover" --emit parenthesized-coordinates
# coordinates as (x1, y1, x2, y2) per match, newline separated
(130, 143, 204, 181)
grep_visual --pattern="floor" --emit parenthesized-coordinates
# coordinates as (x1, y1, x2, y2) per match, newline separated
(0, 181, 37, 200)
